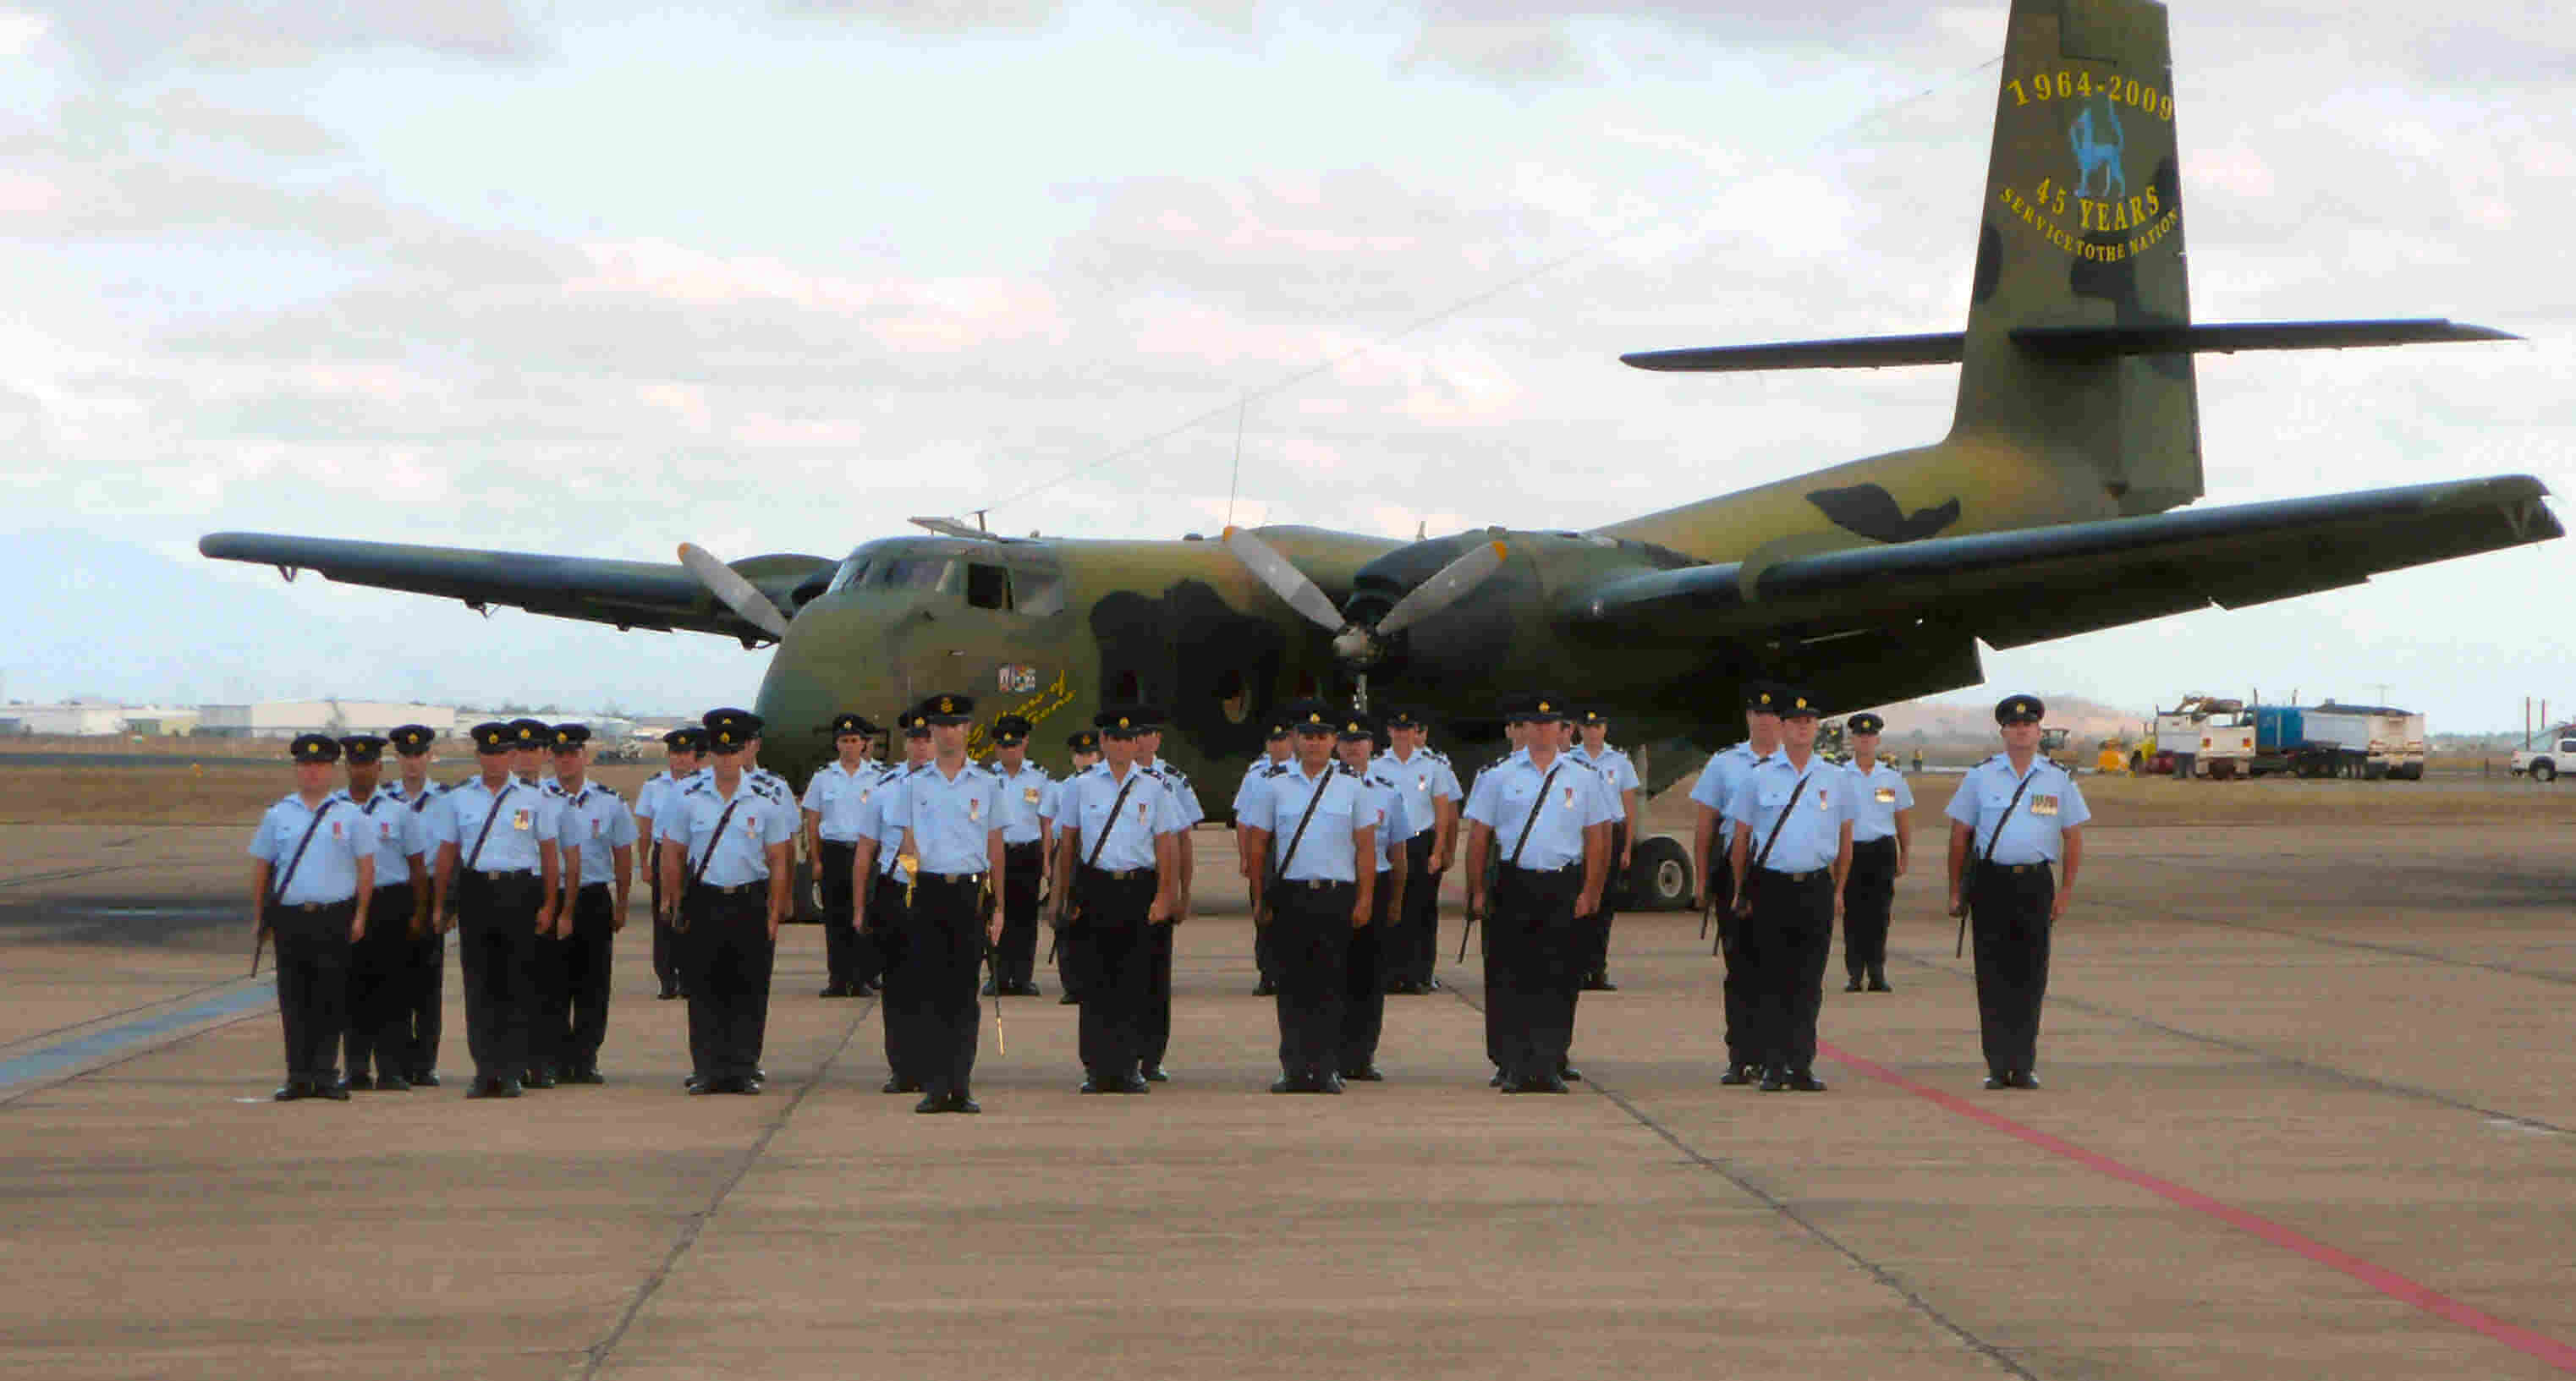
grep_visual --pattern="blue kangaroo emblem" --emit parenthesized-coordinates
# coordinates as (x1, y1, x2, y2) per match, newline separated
(2069, 97, 2126, 201)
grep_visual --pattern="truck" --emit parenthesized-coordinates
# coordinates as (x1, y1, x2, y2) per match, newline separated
(2139, 695, 2255, 778)
(2249, 702, 2426, 780)
(2510, 728, 2576, 782)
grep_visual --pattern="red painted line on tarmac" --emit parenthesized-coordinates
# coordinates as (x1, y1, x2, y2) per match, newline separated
(1817, 1040, 2576, 1373)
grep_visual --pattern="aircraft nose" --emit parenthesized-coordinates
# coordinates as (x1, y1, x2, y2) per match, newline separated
(753, 598, 912, 776)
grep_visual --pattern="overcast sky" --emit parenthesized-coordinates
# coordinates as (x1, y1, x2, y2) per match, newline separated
(4, 0, 2570, 729)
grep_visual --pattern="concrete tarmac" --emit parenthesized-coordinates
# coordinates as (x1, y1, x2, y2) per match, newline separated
(3, 813, 2573, 1380)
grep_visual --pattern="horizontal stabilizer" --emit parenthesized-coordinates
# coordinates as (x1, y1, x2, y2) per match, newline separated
(197, 532, 831, 644)
(1567, 474, 2559, 650)
(1622, 320, 2516, 373)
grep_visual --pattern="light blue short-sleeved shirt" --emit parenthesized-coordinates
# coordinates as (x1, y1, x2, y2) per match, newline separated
(1569, 743, 1641, 799)
(1143, 759, 1203, 826)
(1723, 755, 1850, 874)
(1233, 758, 1288, 817)
(1356, 770, 1414, 872)
(801, 760, 881, 843)
(878, 760, 1006, 875)
(656, 776, 794, 886)
(249, 792, 371, 905)
(1374, 747, 1458, 832)
(986, 759, 1052, 844)
(1057, 761, 1189, 871)
(1464, 753, 1618, 871)
(432, 778, 563, 874)
(1240, 760, 1370, 883)
(334, 786, 424, 891)
(1945, 756, 2090, 865)
(1844, 760, 1914, 843)
(554, 781, 638, 886)
(1689, 743, 1776, 836)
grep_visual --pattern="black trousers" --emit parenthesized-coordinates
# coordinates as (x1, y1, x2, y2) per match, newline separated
(1742, 869, 1835, 1073)
(998, 841, 1044, 988)
(456, 872, 541, 1082)
(1068, 868, 1156, 1080)
(1969, 861, 2055, 1075)
(1401, 834, 1441, 986)
(1488, 864, 1583, 1080)
(816, 840, 867, 989)
(557, 882, 616, 1071)
(527, 891, 570, 1078)
(1139, 918, 1175, 1069)
(272, 900, 353, 1082)
(404, 923, 444, 1079)
(899, 874, 987, 1098)
(649, 871, 682, 995)
(1339, 869, 1397, 1071)
(344, 883, 412, 1080)
(679, 885, 772, 1082)
(1843, 838, 1899, 979)
(1579, 825, 1627, 978)
(1710, 860, 1753, 1069)
(870, 872, 912, 1079)
(1267, 880, 1354, 1077)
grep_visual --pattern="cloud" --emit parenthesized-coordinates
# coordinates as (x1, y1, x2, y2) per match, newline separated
(774, 0, 1065, 34)
(25, 0, 542, 76)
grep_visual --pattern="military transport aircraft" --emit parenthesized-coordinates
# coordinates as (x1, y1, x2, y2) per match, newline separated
(203, 0, 2560, 808)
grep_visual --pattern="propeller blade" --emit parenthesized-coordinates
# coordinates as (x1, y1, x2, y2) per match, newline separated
(1375, 540, 1508, 635)
(1222, 527, 1343, 631)
(677, 542, 792, 638)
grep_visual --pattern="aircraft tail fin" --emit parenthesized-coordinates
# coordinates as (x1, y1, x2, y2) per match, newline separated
(1960, 0, 2196, 514)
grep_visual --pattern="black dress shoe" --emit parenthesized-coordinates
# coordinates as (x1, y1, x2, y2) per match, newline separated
(564, 1067, 605, 1085)
(1317, 1071, 1344, 1094)
(1760, 1068, 1789, 1092)
(657, 984, 681, 1000)
(1116, 1072, 1151, 1094)
(1079, 1078, 1108, 1094)
(858, 979, 883, 996)
(313, 1080, 349, 1101)
(1057, 991, 1079, 1005)
(523, 1071, 557, 1090)
(1558, 1065, 1583, 1082)
(1844, 978, 1865, 992)
(409, 1071, 440, 1088)
(496, 1078, 523, 1098)
(1489, 1069, 1508, 1088)
(882, 1077, 921, 1094)
(1009, 981, 1042, 997)
(376, 1072, 410, 1092)
(466, 1077, 505, 1099)
(1719, 1065, 1754, 1087)
(1140, 1066, 1168, 1082)
(1340, 1065, 1385, 1082)
(1582, 973, 1618, 992)
(947, 1091, 980, 1114)
(1425, 976, 1445, 991)
(2008, 1070, 2041, 1090)
(1984, 1072, 2008, 1090)
(345, 1072, 374, 1092)
(818, 983, 848, 999)
(980, 978, 998, 996)
(1866, 969, 1892, 992)
(272, 1082, 307, 1102)
(1270, 1077, 1298, 1093)
(915, 1093, 947, 1113)
(688, 1077, 715, 1095)
(1253, 978, 1277, 996)
(1527, 1072, 1570, 1094)
(733, 1077, 764, 1095)
(1788, 1071, 1827, 1092)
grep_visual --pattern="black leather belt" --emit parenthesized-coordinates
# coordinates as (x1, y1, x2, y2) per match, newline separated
(1082, 865, 1156, 882)
(1983, 861, 2051, 876)
(1504, 862, 1579, 875)
(919, 871, 988, 886)
(471, 869, 535, 883)
(289, 900, 350, 912)
(1279, 878, 1353, 891)
(1003, 839, 1044, 852)
(1760, 868, 1829, 884)
(701, 882, 763, 896)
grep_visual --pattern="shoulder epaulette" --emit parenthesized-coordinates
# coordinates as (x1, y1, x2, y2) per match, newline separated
(680, 780, 711, 798)
(1427, 748, 1449, 762)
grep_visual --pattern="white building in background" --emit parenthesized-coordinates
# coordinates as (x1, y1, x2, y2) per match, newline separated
(0, 704, 201, 736)
(194, 701, 460, 739)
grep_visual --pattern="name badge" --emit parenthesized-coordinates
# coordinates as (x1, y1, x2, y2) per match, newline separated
(591, 818, 604, 839)
(1874, 786, 1897, 804)
(379, 821, 397, 841)
(968, 797, 984, 823)
(1561, 786, 1578, 810)
(2032, 794, 2060, 817)
(741, 814, 761, 837)
(1024, 786, 1041, 805)
(331, 819, 345, 839)
(511, 810, 531, 831)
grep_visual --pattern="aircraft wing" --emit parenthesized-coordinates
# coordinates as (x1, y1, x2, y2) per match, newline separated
(198, 532, 834, 645)
(1565, 474, 2559, 649)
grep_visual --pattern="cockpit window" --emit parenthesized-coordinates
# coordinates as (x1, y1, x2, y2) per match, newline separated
(825, 554, 873, 595)
(876, 557, 955, 592)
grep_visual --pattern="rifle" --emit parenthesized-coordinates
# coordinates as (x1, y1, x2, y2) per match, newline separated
(250, 923, 267, 978)
(1456, 901, 1477, 962)
(981, 939, 1007, 1055)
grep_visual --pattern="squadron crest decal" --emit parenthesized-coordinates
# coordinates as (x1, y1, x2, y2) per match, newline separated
(1994, 69, 2180, 264)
